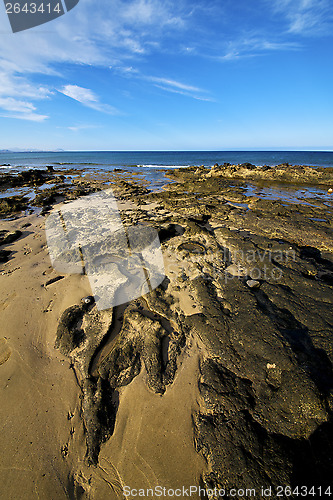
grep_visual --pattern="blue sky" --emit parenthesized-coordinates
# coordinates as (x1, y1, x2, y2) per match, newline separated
(0, 0, 332, 150)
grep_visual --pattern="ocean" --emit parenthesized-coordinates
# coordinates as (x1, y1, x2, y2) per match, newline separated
(1, 150, 333, 194)
(1, 150, 333, 173)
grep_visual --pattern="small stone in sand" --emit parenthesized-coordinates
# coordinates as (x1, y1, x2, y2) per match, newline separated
(82, 296, 94, 305)
(246, 279, 261, 289)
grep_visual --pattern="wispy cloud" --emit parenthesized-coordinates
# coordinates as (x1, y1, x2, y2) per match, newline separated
(57, 85, 119, 114)
(216, 37, 301, 61)
(270, 0, 333, 35)
(0, 97, 48, 121)
(0, 112, 48, 122)
(147, 76, 201, 93)
(0, 0, 332, 123)
(0, 70, 50, 120)
(66, 124, 100, 132)
(154, 84, 213, 101)
(0, 0, 189, 120)
(113, 66, 212, 101)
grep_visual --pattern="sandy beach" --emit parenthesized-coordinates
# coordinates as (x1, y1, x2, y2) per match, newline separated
(1, 163, 333, 499)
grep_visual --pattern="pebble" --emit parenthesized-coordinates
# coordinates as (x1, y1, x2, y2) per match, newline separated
(246, 279, 261, 289)
(82, 296, 94, 305)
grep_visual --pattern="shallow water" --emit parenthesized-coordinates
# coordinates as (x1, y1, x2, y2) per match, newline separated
(0, 187, 35, 200)
(244, 183, 332, 205)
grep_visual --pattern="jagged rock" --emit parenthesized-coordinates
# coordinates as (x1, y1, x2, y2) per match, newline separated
(50, 166, 333, 489)
(55, 303, 89, 355)
(0, 230, 22, 246)
(0, 196, 29, 215)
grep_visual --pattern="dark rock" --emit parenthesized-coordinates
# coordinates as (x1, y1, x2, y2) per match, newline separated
(45, 276, 64, 287)
(0, 249, 11, 263)
(17, 169, 51, 186)
(55, 304, 87, 355)
(34, 191, 58, 207)
(0, 196, 29, 215)
(50, 164, 333, 487)
(158, 223, 185, 242)
(0, 230, 22, 246)
(239, 162, 256, 169)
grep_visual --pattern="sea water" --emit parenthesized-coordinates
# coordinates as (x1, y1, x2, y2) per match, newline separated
(1, 150, 333, 173)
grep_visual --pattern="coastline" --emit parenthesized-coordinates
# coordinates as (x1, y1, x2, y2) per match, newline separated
(1, 162, 333, 498)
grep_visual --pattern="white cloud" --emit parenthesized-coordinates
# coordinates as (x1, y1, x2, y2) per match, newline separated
(66, 124, 100, 132)
(0, 0, 188, 120)
(59, 85, 99, 105)
(0, 112, 48, 122)
(150, 77, 214, 101)
(0, 72, 51, 99)
(0, 96, 48, 121)
(270, 0, 333, 35)
(58, 85, 119, 114)
(147, 76, 201, 92)
(113, 67, 212, 101)
(154, 84, 214, 101)
(0, 72, 50, 120)
(0, 0, 331, 123)
(216, 37, 300, 62)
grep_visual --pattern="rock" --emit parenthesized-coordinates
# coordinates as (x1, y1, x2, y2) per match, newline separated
(55, 304, 88, 355)
(17, 169, 52, 186)
(246, 279, 261, 289)
(0, 196, 29, 215)
(81, 296, 94, 305)
(239, 162, 256, 169)
(0, 230, 22, 246)
(225, 263, 247, 277)
(0, 249, 11, 263)
(48, 164, 333, 487)
(169, 163, 333, 186)
(45, 276, 64, 287)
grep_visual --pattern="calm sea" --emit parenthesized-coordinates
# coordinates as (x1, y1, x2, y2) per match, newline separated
(1, 151, 333, 172)
(1, 150, 333, 199)
(1, 150, 333, 191)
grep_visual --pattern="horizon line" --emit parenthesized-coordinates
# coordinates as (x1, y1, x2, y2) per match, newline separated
(1, 149, 333, 153)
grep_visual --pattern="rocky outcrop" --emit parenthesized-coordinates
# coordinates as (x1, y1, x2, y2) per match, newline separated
(51, 165, 333, 494)
(55, 290, 186, 465)
(203, 163, 333, 186)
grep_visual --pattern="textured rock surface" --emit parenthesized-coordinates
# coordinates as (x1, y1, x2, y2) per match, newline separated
(49, 164, 333, 495)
